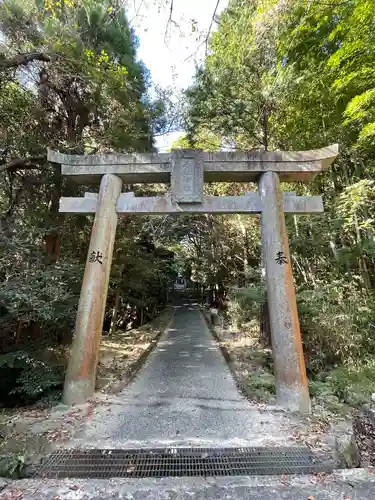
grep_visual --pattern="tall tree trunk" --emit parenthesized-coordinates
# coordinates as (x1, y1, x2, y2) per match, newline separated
(109, 286, 121, 336)
(262, 105, 269, 151)
(259, 241, 271, 347)
(294, 256, 309, 284)
(260, 291, 271, 348)
(237, 214, 248, 285)
(140, 290, 145, 326)
(329, 240, 340, 262)
(353, 214, 371, 290)
(45, 163, 63, 264)
(293, 214, 299, 237)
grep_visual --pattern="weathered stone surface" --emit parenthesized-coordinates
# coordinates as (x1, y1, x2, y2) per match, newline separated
(60, 197, 97, 212)
(258, 171, 310, 413)
(334, 433, 361, 468)
(59, 193, 324, 214)
(171, 149, 204, 203)
(48, 149, 171, 184)
(330, 421, 361, 468)
(51, 403, 70, 413)
(117, 194, 253, 215)
(54, 144, 338, 415)
(8, 469, 375, 500)
(49, 144, 339, 184)
(63, 174, 122, 405)
(209, 307, 219, 325)
(284, 195, 323, 212)
(84, 191, 134, 199)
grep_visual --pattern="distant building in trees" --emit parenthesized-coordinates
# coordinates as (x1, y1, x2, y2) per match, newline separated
(173, 276, 187, 292)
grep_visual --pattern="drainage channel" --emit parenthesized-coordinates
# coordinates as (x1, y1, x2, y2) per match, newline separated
(34, 447, 333, 479)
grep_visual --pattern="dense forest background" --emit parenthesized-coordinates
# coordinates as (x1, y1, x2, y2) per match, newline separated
(1, 0, 375, 407)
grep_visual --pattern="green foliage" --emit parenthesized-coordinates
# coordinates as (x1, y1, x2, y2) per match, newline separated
(0, 263, 81, 325)
(170, 130, 221, 152)
(298, 281, 375, 372)
(0, 82, 40, 158)
(2, 0, 375, 412)
(309, 359, 375, 410)
(0, 351, 64, 402)
(327, 360, 375, 407)
(0, 0, 172, 408)
(247, 373, 276, 402)
(182, 0, 375, 385)
(0, 0, 159, 154)
(336, 180, 375, 234)
(0, 453, 26, 479)
(108, 234, 176, 329)
(227, 284, 265, 329)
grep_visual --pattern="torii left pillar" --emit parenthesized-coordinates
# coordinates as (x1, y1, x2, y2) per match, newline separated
(63, 174, 122, 405)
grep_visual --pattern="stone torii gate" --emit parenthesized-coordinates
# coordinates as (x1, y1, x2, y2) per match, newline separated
(49, 145, 338, 412)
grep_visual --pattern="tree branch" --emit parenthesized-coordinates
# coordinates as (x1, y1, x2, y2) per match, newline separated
(0, 53, 52, 70)
(184, 0, 222, 61)
(205, 0, 221, 54)
(0, 155, 47, 174)
(164, 0, 176, 43)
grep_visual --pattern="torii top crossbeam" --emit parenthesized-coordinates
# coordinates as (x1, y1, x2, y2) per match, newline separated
(48, 144, 338, 184)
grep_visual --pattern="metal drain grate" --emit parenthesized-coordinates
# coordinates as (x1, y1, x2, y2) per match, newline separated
(35, 447, 332, 479)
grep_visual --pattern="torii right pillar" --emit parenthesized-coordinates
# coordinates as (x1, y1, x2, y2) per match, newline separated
(259, 171, 310, 413)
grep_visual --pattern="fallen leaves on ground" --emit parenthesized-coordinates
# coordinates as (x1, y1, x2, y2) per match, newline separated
(46, 428, 70, 443)
(0, 489, 23, 499)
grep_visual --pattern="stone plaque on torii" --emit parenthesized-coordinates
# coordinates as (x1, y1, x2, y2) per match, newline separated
(48, 145, 338, 412)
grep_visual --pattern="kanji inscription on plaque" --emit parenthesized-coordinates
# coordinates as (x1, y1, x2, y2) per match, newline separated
(171, 149, 204, 203)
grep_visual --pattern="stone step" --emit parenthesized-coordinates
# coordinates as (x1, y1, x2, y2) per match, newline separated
(5, 468, 375, 500)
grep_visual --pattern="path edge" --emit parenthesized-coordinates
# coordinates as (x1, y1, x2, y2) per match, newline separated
(199, 308, 250, 402)
(98, 306, 176, 395)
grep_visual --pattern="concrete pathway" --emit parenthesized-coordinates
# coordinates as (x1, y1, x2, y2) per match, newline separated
(72, 304, 297, 449)
(6, 305, 375, 498)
